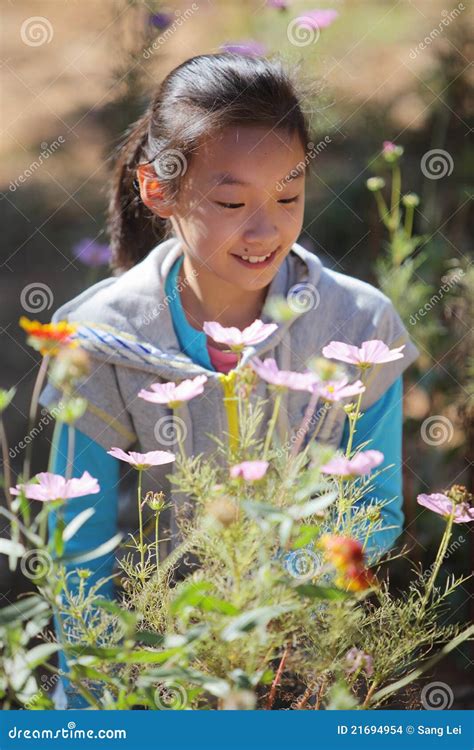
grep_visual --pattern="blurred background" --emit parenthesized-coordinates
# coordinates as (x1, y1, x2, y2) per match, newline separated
(1, 0, 472, 707)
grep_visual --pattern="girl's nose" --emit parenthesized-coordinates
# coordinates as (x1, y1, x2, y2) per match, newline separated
(243, 209, 279, 247)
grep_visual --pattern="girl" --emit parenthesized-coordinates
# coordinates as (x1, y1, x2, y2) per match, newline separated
(39, 53, 419, 707)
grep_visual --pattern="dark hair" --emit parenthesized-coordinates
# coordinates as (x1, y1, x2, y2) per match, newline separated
(107, 53, 312, 272)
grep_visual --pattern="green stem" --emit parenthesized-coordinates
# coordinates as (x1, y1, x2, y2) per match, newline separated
(404, 205, 414, 238)
(0, 416, 13, 511)
(22, 355, 50, 482)
(155, 512, 160, 568)
(374, 190, 391, 230)
(65, 424, 75, 480)
(263, 391, 282, 460)
(137, 469, 145, 577)
(219, 372, 240, 455)
(417, 506, 455, 622)
(344, 390, 364, 458)
(390, 164, 401, 236)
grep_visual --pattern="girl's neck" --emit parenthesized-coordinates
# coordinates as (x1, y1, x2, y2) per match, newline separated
(179, 253, 268, 333)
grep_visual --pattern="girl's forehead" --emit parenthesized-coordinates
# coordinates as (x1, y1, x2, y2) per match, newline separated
(192, 126, 306, 185)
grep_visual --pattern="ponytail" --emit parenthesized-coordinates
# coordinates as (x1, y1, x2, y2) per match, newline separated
(106, 108, 168, 273)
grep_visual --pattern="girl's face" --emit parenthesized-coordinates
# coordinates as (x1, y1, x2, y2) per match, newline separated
(157, 126, 307, 292)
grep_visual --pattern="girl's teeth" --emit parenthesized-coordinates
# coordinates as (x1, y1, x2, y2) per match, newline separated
(240, 253, 271, 264)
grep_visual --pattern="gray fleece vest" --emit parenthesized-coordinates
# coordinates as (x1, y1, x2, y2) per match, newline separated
(39, 238, 419, 555)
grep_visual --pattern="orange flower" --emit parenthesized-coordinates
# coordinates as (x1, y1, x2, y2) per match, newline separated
(319, 534, 364, 571)
(19, 317, 77, 356)
(320, 534, 377, 592)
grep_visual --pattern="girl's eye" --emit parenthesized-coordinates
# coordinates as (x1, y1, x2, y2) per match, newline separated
(278, 196, 299, 204)
(215, 201, 245, 209)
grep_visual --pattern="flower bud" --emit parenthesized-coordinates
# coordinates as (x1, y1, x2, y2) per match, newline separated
(145, 491, 167, 512)
(402, 193, 420, 208)
(381, 141, 404, 162)
(366, 177, 385, 192)
(207, 496, 239, 527)
(445, 484, 472, 505)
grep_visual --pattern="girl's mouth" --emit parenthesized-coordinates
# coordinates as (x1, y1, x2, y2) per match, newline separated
(231, 249, 278, 269)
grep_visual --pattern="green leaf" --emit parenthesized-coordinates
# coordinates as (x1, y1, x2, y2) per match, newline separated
(295, 584, 349, 601)
(221, 604, 296, 642)
(25, 643, 61, 670)
(137, 666, 229, 697)
(0, 388, 16, 413)
(0, 539, 25, 558)
(59, 533, 122, 565)
(63, 508, 95, 542)
(92, 598, 137, 628)
(292, 525, 321, 549)
(288, 493, 337, 519)
(0, 596, 51, 627)
(171, 581, 239, 616)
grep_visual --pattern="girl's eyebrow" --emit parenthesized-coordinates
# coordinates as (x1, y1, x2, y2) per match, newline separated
(211, 164, 306, 188)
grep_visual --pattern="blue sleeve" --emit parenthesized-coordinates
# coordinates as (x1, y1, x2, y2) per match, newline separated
(339, 376, 404, 561)
(49, 424, 119, 707)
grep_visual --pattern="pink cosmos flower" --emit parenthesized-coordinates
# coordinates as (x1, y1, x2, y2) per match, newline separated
(230, 460, 269, 481)
(320, 450, 384, 478)
(220, 41, 267, 57)
(251, 358, 318, 391)
(296, 9, 339, 30)
(107, 447, 176, 470)
(312, 376, 365, 403)
(11, 471, 100, 502)
(417, 493, 474, 524)
(138, 375, 207, 406)
(345, 648, 374, 677)
(203, 320, 277, 352)
(322, 339, 405, 367)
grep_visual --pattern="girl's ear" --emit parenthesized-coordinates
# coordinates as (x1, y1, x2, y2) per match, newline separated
(136, 164, 173, 218)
